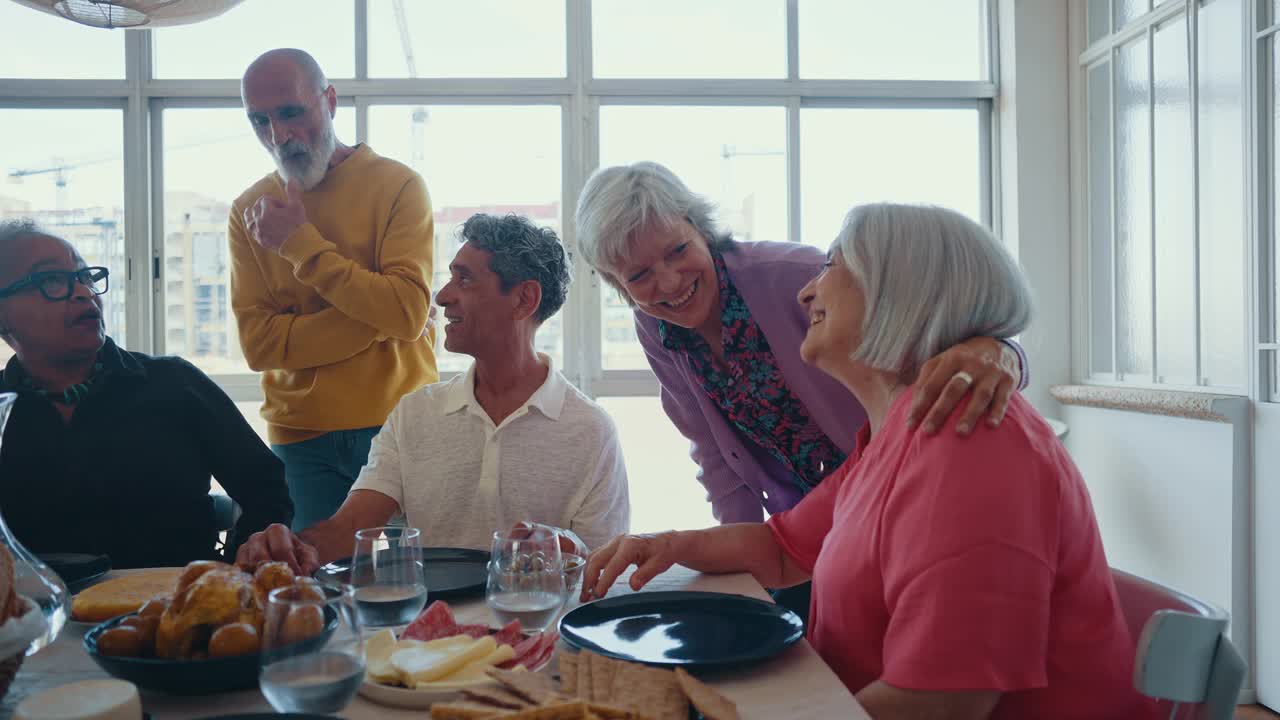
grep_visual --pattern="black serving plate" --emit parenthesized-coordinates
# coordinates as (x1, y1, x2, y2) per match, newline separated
(83, 606, 338, 696)
(314, 547, 489, 600)
(40, 552, 111, 594)
(196, 715, 335, 719)
(559, 591, 804, 669)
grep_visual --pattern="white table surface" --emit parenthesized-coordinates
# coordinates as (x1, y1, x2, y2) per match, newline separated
(4, 565, 868, 720)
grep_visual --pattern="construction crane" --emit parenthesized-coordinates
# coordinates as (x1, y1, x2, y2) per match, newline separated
(8, 155, 112, 215)
(392, 0, 428, 172)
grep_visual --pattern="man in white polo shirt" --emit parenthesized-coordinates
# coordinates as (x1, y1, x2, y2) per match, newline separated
(236, 213, 629, 573)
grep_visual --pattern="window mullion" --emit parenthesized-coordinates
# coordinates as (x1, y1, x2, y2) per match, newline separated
(123, 28, 153, 355)
(1111, 48, 1122, 380)
(1188, 2, 1202, 386)
(1148, 25, 1159, 385)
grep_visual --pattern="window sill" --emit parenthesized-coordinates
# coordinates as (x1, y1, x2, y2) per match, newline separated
(1050, 384, 1245, 424)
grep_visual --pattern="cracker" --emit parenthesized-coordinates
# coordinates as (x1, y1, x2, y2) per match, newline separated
(486, 667, 558, 705)
(460, 685, 534, 710)
(589, 652, 618, 704)
(429, 700, 514, 719)
(559, 651, 579, 695)
(576, 649, 594, 701)
(674, 668, 740, 720)
(0, 546, 14, 621)
(585, 702, 652, 720)
(501, 701, 592, 719)
(609, 663, 686, 720)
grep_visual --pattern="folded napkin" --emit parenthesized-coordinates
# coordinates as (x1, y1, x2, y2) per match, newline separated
(0, 596, 49, 660)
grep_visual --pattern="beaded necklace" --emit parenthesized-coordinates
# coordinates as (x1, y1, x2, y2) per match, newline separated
(17, 362, 104, 405)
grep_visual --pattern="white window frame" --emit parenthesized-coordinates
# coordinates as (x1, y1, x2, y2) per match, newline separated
(0, 0, 998, 403)
(1257, 1, 1280, 402)
(1077, 0, 1258, 396)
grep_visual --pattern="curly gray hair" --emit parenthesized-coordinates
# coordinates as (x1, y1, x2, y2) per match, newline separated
(460, 213, 572, 324)
(0, 218, 46, 270)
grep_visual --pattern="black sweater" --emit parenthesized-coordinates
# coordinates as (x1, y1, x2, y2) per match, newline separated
(0, 337, 292, 568)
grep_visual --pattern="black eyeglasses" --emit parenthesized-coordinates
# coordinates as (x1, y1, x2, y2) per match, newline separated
(0, 267, 110, 301)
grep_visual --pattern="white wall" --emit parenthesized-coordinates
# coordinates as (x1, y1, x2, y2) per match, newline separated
(1059, 399, 1253, 697)
(1257, 404, 1280, 707)
(997, 0, 1073, 414)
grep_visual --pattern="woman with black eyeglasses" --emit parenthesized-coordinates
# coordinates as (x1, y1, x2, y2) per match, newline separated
(0, 218, 294, 568)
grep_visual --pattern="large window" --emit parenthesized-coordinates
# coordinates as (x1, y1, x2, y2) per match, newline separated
(1, 1, 995, 527)
(1080, 0, 1247, 392)
(0, 2, 123, 79)
(152, 0, 355, 79)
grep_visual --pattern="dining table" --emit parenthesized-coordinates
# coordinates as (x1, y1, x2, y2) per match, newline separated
(2, 564, 869, 719)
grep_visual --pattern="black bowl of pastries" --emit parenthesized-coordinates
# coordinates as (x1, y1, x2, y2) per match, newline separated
(83, 560, 338, 695)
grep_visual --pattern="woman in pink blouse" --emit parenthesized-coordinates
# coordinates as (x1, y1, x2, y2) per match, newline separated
(582, 204, 1153, 720)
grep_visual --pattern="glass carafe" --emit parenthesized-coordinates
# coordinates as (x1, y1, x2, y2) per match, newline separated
(0, 392, 69, 653)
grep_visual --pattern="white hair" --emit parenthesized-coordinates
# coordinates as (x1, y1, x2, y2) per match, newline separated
(574, 162, 730, 299)
(835, 203, 1033, 378)
(274, 119, 336, 190)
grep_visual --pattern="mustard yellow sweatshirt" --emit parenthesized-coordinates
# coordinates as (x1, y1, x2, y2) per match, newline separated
(228, 145, 438, 444)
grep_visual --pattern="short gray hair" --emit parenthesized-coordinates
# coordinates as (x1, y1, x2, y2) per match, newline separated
(835, 204, 1032, 378)
(575, 162, 732, 300)
(0, 218, 46, 270)
(460, 213, 571, 324)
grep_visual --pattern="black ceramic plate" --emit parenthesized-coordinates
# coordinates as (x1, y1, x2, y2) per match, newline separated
(559, 591, 804, 668)
(314, 547, 490, 600)
(39, 552, 111, 594)
(83, 606, 338, 696)
(197, 715, 334, 720)
(197, 715, 335, 719)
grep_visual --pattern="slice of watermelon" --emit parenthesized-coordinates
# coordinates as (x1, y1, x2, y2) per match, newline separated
(401, 600, 457, 642)
(493, 620, 524, 647)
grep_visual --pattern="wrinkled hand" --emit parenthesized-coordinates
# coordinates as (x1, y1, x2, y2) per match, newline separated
(244, 180, 307, 253)
(234, 522, 320, 575)
(907, 337, 1019, 435)
(580, 533, 679, 602)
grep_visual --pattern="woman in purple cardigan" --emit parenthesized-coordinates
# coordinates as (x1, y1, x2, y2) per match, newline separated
(574, 163, 1025, 617)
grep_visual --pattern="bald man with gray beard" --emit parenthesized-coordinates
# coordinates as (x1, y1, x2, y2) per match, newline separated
(229, 49, 437, 529)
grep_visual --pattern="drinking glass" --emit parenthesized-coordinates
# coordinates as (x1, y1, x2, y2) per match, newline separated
(486, 527, 566, 632)
(259, 583, 365, 714)
(350, 526, 428, 628)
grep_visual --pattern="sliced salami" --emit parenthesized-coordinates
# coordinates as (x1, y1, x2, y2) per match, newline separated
(401, 600, 457, 641)
(496, 632, 543, 669)
(454, 623, 491, 639)
(493, 620, 524, 647)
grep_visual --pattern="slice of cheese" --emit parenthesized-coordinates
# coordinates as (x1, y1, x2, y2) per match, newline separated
(370, 632, 478, 686)
(365, 629, 401, 684)
(14, 679, 142, 720)
(439, 643, 517, 683)
(395, 635, 496, 684)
